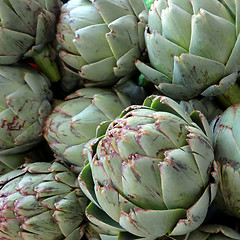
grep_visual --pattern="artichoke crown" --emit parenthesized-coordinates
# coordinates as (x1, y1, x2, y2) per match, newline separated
(44, 87, 131, 166)
(0, 161, 89, 240)
(0, 65, 52, 156)
(79, 95, 219, 239)
(0, 0, 62, 64)
(56, 0, 148, 86)
(136, 0, 240, 100)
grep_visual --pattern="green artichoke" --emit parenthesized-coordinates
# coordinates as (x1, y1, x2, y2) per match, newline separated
(0, 0, 62, 82)
(0, 65, 52, 156)
(56, 0, 148, 87)
(44, 88, 131, 167)
(136, 0, 240, 107)
(212, 103, 240, 219)
(0, 161, 91, 240)
(79, 95, 219, 239)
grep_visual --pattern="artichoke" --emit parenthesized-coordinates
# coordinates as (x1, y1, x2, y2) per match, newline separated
(113, 76, 148, 105)
(0, 161, 91, 240)
(0, 0, 62, 82)
(0, 65, 52, 156)
(136, 0, 240, 107)
(44, 87, 131, 167)
(79, 95, 219, 239)
(212, 103, 240, 219)
(56, 0, 148, 87)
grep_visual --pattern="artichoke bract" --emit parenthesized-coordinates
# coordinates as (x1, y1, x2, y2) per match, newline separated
(100, 224, 240, 240)
(0, 0, 62, 82)
(212, 103, 240, 219)
(56, 0, 148, 87)
(186, 224, 240, 240)
(136, 0, 240, 107)
(44, 88, 131, 167)
(79, 95, 219, 239)
(0, 161, 91, 240)
(180, 97, 223, 124)
(0, 65, 52, 156)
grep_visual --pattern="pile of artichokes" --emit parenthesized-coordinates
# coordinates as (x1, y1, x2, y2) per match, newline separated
(0, 0, 240, 239)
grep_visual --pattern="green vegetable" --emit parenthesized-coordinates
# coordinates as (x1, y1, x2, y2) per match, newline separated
(56, 0, 148, 87)
(0, 65, 52, 156)
(0, 161, 91, 240)
(212, 103, 240, 219)
(79, 95, 219, 239)
(0, 0, 62, 82)
(44, 87, 131, 166)
(136, 0, 240, 108)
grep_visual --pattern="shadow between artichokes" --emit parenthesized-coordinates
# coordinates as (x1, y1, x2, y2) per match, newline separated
(79, 95, 219, 239)
(136, 0, 240, 108)
(179, 97, 223, 124)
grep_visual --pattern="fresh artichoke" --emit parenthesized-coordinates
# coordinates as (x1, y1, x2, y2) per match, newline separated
(136, 0, 240, 107)
(0, 0, 62, 82)
(212, 103, 240, 219)
(44, 87, 131, 167)
(0, 161, 91, 240)
(0, 65, 52, 156)
(79, 95, 219, 239)
(56, 0, 148, 87)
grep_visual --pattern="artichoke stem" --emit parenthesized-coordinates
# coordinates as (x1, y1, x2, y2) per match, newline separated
(216, 82, 240, 109)
(33, 45, 61, 83)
